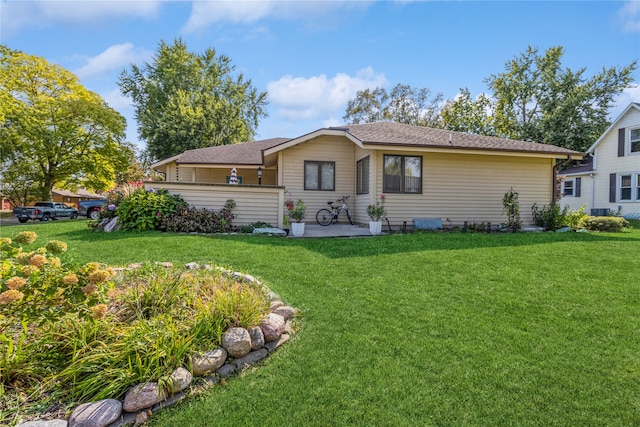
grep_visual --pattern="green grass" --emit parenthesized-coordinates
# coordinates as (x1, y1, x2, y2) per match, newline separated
(4, 220, 640, 426)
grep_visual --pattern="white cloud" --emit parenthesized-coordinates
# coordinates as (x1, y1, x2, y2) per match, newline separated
(609, 83, 640, 119)
(102, 88, 132, 111)
(182, 0, 371, 33)
(267, 67, 387, 121)
(1, 0, 161, 37)
(617, 0, 640, 32)
(74, 43, 152, 79)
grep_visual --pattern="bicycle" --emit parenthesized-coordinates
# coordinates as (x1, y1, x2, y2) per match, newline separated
(316, 196, 353, 226)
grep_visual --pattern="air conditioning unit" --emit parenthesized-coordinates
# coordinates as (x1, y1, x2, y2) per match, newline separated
(590, 208, 610, 216)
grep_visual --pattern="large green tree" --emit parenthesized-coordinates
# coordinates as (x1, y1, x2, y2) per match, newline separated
(344, 83, 443, 127)
(441, 46, 636, 152)
(0, 45, 128, 202)
(119, 39, 269, 161)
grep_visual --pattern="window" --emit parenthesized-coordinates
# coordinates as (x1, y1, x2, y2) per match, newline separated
(304, 161, 335, 191)
(620, 175, 632, 201)
(631, 128, 640, 154)
(383, 155, 422, 194)
(356, 156, 370, 195)
(625, 173, 640, 201)
(562, 180, 574, 196)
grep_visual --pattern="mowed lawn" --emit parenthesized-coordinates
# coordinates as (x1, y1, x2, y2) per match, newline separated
(6, 220, 640, 426)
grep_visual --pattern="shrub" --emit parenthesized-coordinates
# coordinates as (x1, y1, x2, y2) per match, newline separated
(531, 203, 569, 231)
(116, 188, 187, 231)
(285, 199, 306, 223)
(367, 194, 387, 221)
(582, 216, 629, 232)
(565, 205, 589, 230)
(160, 200, 236, 233)
(502, 188, 522, 232)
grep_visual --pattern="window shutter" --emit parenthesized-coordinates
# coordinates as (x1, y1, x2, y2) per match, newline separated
(609, 173, 617, 203)
(618, 128, 625, 157)
(575, 177, 581, 197)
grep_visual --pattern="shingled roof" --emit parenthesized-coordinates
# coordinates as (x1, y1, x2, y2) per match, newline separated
(333, 122, 580, 156)
(175, 138, 290, 165)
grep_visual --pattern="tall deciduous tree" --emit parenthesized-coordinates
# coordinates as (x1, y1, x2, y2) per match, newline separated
(441, 88, 496, 136)
(0, 45, 127, 201)
(486, 46, 636, 151)
(119, 39, 269, 161)
(344, 83, 443, 127)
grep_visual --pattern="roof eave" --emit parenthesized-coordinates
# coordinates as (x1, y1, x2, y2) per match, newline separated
(587, 103, 640, 153)
(263, 128, 363, 156)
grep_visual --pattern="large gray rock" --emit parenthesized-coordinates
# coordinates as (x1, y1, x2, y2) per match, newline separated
(248, 326, 265, 351)
(123, 382, 167, 413)
(264, 333, 290, 353)
(191, 348, 227, 376)
(235, 349, 268, 369)
(259, 313, 285, 342)
(273, 305, 297, 320)
(221, 327, 251, 358)
(68, 398, 121, 427)
(169, 367, 192, 393)
(269, 300, 284, 312)
(104, 217, 119, 233)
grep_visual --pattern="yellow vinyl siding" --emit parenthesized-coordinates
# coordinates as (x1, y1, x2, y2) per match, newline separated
(281, 135, 356, 219)
(144, 182, 284, 227)
(374, 151, 553, 226)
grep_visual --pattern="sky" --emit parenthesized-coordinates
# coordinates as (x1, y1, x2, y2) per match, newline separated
(1, 0, 639, 154)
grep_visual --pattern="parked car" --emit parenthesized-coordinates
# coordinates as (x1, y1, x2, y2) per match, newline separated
(13, 201, 79, 223)
(77, 199, 108, 220)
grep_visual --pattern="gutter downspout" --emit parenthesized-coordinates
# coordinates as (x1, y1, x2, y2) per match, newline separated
(553, 156, 573, 203)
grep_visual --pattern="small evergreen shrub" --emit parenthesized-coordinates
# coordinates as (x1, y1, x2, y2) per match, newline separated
(582, 216, 629, 232)
(565, 205, 589, 230)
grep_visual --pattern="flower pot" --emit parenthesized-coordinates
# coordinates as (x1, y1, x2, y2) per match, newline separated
(369, 220, 382, 235)
(291, 222, 305, 237)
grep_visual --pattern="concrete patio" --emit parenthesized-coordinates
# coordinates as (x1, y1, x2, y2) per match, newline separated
(290, 223, 376, 238)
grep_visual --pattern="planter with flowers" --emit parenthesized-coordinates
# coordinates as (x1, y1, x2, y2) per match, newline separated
(285, 198, 306, 237)
(367, 194, 386, 235)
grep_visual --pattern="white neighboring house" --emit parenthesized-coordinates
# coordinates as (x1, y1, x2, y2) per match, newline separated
(560, 102, 640, 219)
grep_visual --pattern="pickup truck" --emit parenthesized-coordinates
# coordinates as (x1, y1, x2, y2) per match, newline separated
(13, 201, 79, 223)
(77, 199, 108, 220)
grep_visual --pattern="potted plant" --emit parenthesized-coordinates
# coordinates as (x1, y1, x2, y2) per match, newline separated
(366, 194, 386, 235)
(285, 198, 306, 237)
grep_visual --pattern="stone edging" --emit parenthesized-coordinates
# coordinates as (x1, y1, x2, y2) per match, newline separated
(16, 262, 298, 427)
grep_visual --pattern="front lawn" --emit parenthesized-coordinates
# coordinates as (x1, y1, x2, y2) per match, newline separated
(4, 221, 640, 426)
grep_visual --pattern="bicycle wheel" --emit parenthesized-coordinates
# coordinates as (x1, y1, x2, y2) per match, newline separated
(316, 209, 333, 226)
(346, 209, 354, 225)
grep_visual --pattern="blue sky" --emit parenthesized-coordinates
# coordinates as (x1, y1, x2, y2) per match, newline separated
(2, 0, 639, 153)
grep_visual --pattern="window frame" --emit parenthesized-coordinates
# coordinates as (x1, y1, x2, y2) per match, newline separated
(383, 154, 423, 194)
(304, 161, 335, 191)
(356, 156, 370, 195)
(629, 127, 640, 155)
(562, 179, 574, 197)
(618, 173, 640, 202)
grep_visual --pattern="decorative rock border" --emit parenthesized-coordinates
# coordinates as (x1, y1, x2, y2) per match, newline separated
(16, 262, 299, 427)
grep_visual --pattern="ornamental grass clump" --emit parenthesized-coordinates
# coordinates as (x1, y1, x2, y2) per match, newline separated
(0, 232, 272, 424)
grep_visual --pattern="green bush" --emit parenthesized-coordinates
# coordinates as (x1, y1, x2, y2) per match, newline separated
(531, 203, 569, 231)
(160, 200, 236, 233)
(238, 221, 273, 234)
(502, 188, 522, 232)
(565, 205, 589, 230)
(116, 188, 187, 232)
(582, 216, 630, 232)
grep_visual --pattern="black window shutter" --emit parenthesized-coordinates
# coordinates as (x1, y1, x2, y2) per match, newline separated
(609, 173, 617, 203)
(575, 177, 581, 197)
(618, 128, 625, 157)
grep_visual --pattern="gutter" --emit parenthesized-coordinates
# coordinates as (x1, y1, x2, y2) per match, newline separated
(552, 155, 574, 203)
